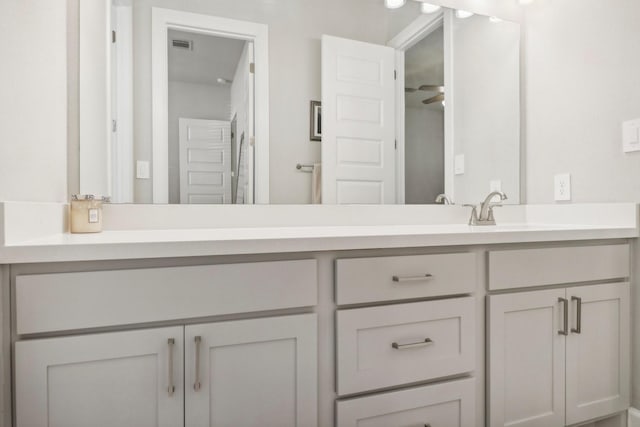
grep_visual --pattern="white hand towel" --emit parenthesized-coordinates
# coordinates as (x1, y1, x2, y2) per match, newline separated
(312, 163, 322, 204)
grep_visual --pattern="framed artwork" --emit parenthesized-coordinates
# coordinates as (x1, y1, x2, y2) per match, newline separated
(310, 100, 322, 141)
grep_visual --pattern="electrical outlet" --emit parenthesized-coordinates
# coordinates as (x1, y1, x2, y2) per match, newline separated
(554, 173, 571, 201)
(490, 180, 502, 192)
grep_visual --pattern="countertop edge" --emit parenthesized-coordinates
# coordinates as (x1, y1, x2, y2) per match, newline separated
(1, 227, 636, 264)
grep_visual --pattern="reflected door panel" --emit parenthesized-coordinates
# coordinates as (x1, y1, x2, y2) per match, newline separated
(321, 35, 396, 204)
(179, 118, 232, 204)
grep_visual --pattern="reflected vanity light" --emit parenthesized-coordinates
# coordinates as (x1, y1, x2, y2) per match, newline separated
(420, 2, 441, 13)
(489, 16, 503, 23)
(384, 0, 406, 9)
(455, 9, 474, 18)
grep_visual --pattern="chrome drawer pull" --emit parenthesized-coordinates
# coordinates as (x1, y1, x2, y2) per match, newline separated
(167, 338, 175, 397)
(392, 338, 434, 350)
(392, 274, 433, 283)
(571, 296, 582, 334)
(194, 336, 202, 391)
(558, 297, 569, 336)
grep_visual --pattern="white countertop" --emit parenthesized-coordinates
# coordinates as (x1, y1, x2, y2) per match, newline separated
(0, 203, 637, 263)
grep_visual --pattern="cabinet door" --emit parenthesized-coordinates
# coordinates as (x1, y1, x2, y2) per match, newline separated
(488, 289, 566, 427)
(565, 282, 630, 425)
(185, 314, 317, 427)
(15, 327, 184, 427)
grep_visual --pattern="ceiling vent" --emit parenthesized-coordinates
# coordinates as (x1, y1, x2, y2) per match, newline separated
(172, 39, 193, 50)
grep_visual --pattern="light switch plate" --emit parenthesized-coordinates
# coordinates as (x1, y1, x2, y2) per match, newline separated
(622, 119, 640, 153)
(454, 154, 465, 175)
(554, 173, 571, 201)
(136, 161, 150, 179)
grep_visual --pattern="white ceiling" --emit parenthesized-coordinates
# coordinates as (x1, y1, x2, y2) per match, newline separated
(168, 30, 246, 86)
(404, 26, 444, 110)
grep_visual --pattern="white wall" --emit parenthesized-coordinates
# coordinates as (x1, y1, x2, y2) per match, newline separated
(451, 14, 520, 205)
(79, 0, 111, 197)
(167, 82, 230, 204)
(405, 107, 444, 204)
(524, 0, 640, 203)
(0, 0, 68, 203)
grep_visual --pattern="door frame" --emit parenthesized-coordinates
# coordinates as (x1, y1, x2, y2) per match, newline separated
(151, 8, 269, 204)
(111, 3, 134, 203)
(387, 10, 453, 203)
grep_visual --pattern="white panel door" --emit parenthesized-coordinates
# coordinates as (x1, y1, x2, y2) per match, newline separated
(321, 35, 396, 204)
(179, 118, 232, 204)
(565, 282, 630, 425)
(15, 327, 184, 427)
(488, 289, 566, 427)
(185, 314, 317, 427)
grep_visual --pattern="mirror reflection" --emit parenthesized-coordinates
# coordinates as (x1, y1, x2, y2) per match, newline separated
(78, 0, 520, 205)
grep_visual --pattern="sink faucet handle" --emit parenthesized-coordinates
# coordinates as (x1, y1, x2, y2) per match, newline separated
(487, 203, 502, 221)
(463, 204, 479, 226)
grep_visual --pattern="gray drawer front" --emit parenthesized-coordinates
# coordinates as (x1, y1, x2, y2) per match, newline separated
(336, 253, 476, 305)
(489, 244, 629, 290)
(16, 259, 317, 334)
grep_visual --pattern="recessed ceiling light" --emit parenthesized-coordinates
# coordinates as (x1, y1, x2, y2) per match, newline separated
(455, 9, 474, 18)
(420, 2, 441, 13)
(385, 0, 406, 9)
(489, 16, 503, 23)
(519, 0, 535, 4)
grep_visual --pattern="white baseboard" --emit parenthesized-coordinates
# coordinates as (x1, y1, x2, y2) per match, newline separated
(629, 408, 640, 427)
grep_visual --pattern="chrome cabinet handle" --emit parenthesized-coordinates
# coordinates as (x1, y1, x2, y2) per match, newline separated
(194, 336, 202, 391)
(571, 296, 582, 334)
(558, 298, 569, 336)
(392, 274, 433, 283)
(167, 338, 175, 396)
(392, 338, 434, 350)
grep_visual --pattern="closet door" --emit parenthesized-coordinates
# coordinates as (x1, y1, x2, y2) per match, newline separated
(565, 282, 630, 425)
(185, 314, 317, 427)
(488, 289, 566, 427)
(15, 327, 184, 427)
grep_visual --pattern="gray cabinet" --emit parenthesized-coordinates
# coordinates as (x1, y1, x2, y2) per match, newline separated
(185, 314, 317, 427)
(488, 283, 630, 427)
(15, 327, 184, 427)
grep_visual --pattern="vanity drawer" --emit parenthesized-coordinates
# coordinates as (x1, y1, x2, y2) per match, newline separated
(336, 377, 475, 427)
(336, 297, 475, 395)
(15, 259, 317, 334)
(489, 244, 629, 290)
(335, 253, 476, 305)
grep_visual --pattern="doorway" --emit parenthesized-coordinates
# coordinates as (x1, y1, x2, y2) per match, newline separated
(151, 9, 269, 204)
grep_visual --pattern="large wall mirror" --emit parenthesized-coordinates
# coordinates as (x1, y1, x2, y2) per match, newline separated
(75, 0, 521, 205)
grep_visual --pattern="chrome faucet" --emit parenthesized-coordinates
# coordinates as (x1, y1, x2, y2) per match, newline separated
(465, 191, 508, 226)
(435, 194, 452, 205)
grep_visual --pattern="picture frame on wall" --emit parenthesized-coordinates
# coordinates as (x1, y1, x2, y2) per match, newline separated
(310, 100, 322, 141)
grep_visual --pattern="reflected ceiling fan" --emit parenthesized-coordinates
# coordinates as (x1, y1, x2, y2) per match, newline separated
(405, 84, 445, 105)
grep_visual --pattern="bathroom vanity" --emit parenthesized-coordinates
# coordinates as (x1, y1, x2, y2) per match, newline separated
(0, 202, 636, 427)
